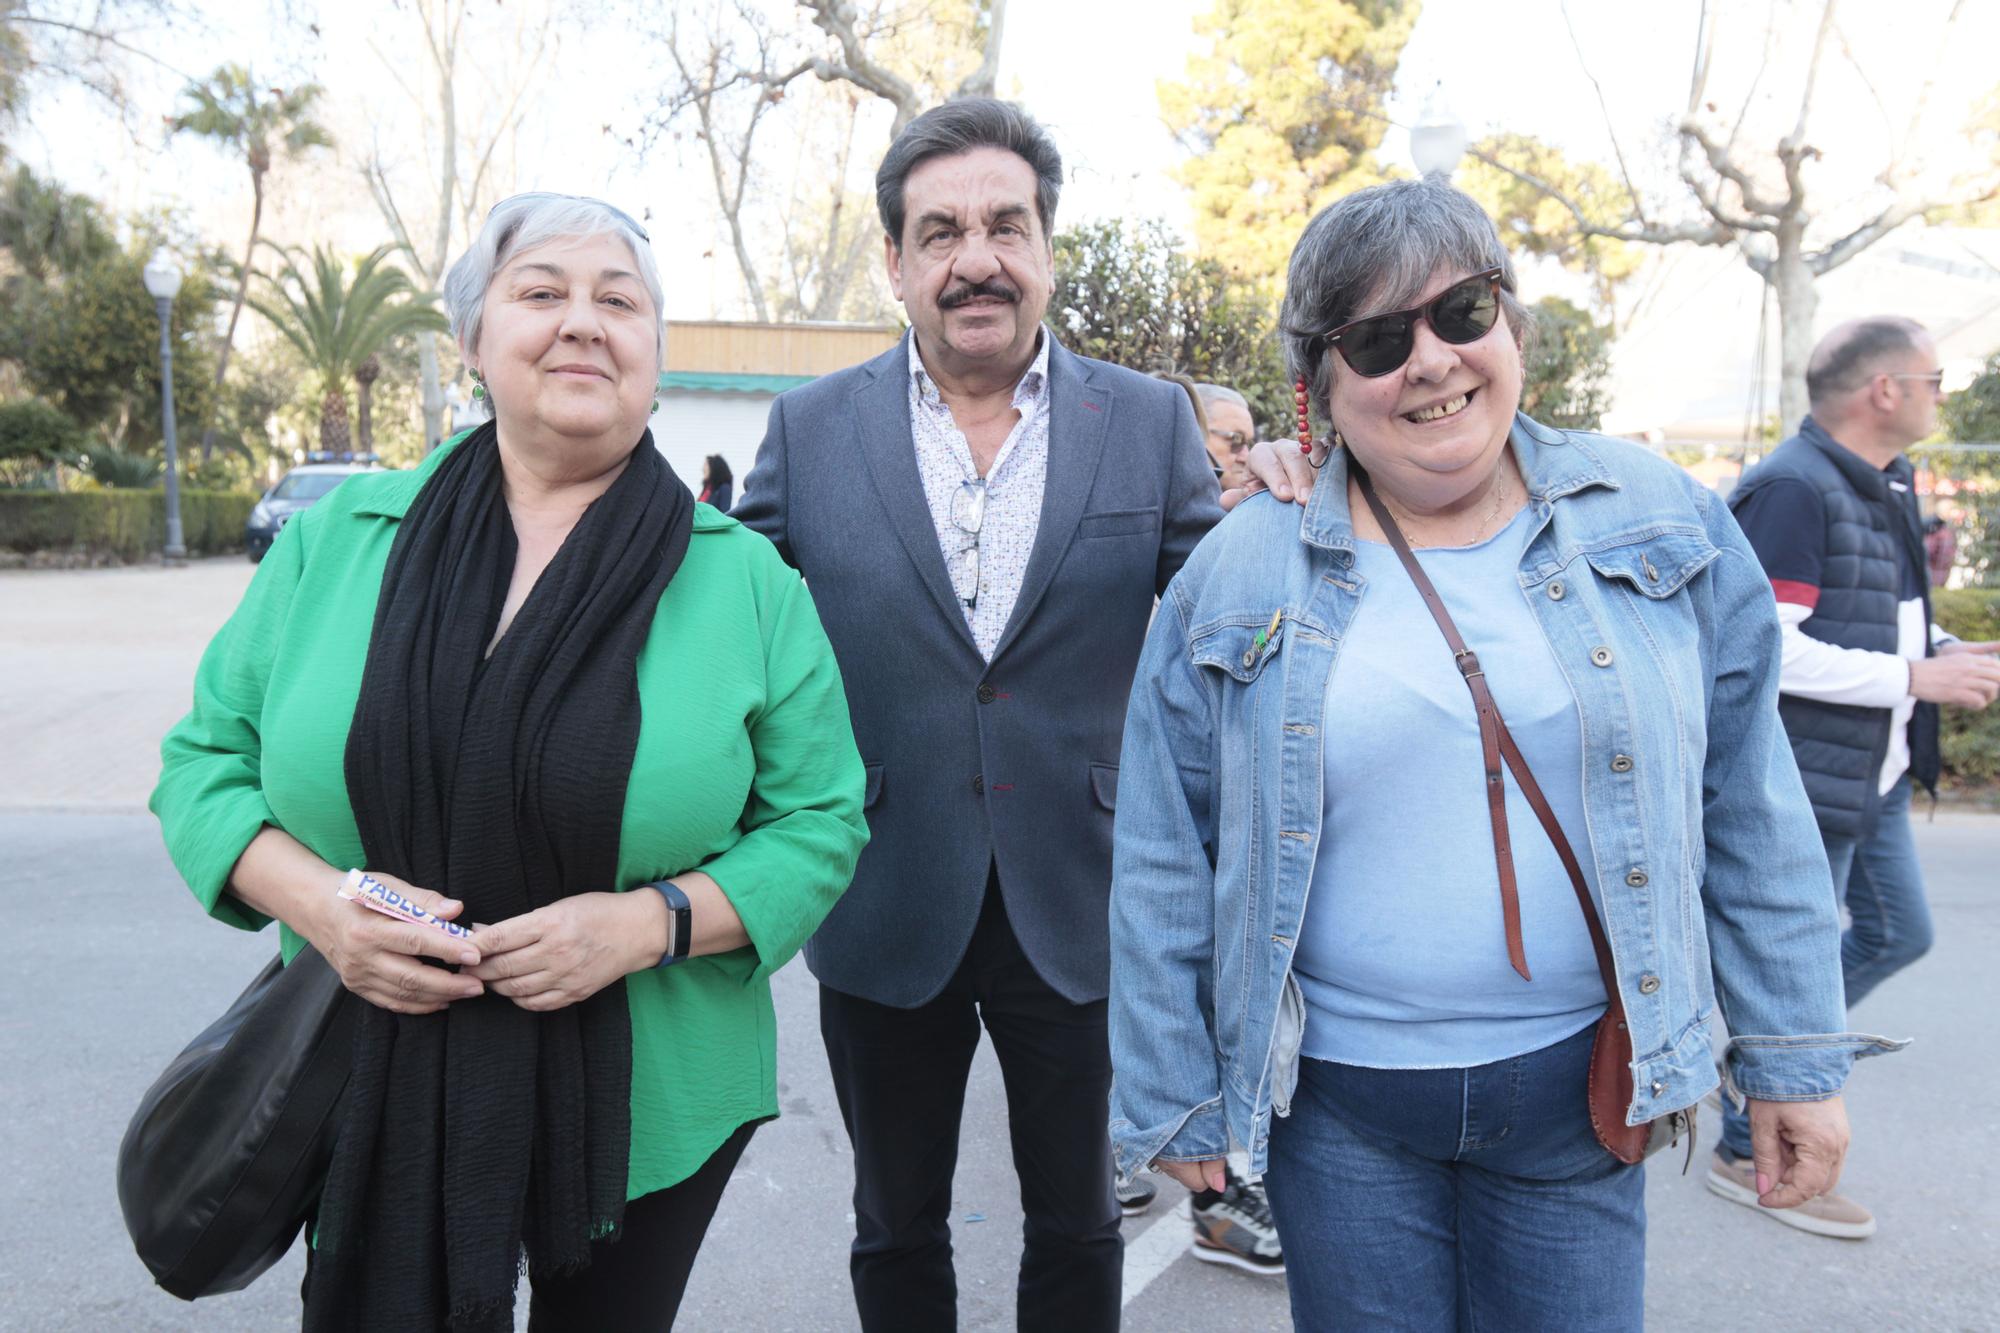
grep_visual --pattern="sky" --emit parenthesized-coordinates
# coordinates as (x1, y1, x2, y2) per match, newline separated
(14, 0, 2000, 437)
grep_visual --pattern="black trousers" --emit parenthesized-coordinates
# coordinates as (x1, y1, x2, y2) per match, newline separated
(819, 874, 1123, 1332)
(526, 1118, 756, 1331)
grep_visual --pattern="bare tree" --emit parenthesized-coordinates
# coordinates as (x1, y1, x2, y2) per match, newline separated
(641, 0, 1006, 320)
(1485, 0, 2000, 427)
(360, 0, 555, 448)
(2, 0, 191, 133)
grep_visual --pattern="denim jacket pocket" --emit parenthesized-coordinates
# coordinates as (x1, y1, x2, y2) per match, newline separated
(1582, 528, 1719, 598)
(1190, 616, 1289, 685)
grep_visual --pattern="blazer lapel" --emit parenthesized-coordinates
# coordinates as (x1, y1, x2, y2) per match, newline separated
(991, 342, 1111, 662)
(852, 334, 981, 652)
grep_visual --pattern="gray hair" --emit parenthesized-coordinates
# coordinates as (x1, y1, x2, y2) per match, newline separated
(1193, 383, 1249, 415)
(1279, 177, 1531, 422)
(442, 193, 666, 363)
(876, 98, 1063, 247)
(1807, 316, 1929, 410)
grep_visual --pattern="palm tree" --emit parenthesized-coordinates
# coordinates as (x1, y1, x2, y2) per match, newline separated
(170, 65, 332, 461)
(353, 352, 381, 454)
(250, 244, 446, 453)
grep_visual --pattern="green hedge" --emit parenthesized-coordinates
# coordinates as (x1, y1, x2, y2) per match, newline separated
(0, 489, 257, 561)
(1933, 588, 2000, 788)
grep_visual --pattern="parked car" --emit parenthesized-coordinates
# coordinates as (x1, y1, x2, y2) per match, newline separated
(245, 461, 381, 562)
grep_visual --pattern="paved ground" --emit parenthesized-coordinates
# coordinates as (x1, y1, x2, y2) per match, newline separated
(3, 562, 1997, 1331)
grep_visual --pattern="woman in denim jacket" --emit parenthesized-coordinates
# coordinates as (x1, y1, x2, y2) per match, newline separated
(1106, 179, 1901, 1329)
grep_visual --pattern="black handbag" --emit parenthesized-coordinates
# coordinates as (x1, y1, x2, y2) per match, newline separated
(117, 945, 358, 1299)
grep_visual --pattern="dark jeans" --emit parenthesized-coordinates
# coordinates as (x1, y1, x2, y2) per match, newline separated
(526, 1118, 756, 1331)
(1265, 1023, 1645, 1332)
(1721, 775, 1930, 1159)
(819, 875, 1122, 1332)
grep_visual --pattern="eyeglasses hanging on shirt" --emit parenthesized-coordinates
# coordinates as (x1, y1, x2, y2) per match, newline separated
(950, 478, 988, 608)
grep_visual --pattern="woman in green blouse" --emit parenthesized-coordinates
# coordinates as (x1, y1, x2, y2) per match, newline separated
(151, 193, 868, 1332)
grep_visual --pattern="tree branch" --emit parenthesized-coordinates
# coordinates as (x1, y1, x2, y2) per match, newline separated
(1681, 117, 1788, 218)
(1464, 144, 1735, 247)
(1890, 0, 1965, 180)
(1559, 0, 1648, 226)
(801, 0, 920, 133)
(1811, 169, 2000, 276)
(11, 13, 191, 80)
(951, 0, 1007, 101)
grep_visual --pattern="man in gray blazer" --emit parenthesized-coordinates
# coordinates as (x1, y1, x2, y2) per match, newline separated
(734, 98, 1221, 1331)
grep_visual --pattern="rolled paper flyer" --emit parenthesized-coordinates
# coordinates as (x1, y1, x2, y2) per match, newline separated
(338, 868, 475, 941)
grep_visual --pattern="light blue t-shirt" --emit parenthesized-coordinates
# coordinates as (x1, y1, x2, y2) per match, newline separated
(1294, 506, 1608, 1069)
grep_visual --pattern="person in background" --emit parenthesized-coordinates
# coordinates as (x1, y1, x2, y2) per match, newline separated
(735, 98, 1220, 1331)
(700, 453, 734, 512)
(1924, 513, 1956, 588)
(1195, 382, 1256, 492)
(151, 192, 868, 1331)
(1111, 177, 1896, 1329)
(1718, 316, 2000, 1237)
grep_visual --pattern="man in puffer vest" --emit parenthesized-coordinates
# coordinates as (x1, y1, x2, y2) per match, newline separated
(1719, 316, 2000, 1238)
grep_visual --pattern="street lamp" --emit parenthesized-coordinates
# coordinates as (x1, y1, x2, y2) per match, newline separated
(1409, 81, 1468, 179)
(142, 247, 187, 564)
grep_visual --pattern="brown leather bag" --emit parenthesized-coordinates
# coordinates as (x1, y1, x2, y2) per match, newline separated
(1354, 465, 1694, 1166)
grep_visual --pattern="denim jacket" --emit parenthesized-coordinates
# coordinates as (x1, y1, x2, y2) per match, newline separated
(1107, 416, 1906, 1180)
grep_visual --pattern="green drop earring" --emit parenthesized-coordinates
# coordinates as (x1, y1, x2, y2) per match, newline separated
(470, 371, 486, 401)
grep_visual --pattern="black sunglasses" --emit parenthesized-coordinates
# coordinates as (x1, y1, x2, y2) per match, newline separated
(1323, 268, 1504, 378)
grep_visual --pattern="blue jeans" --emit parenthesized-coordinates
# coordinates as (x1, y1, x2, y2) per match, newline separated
(1264, 1023, 1645, 1332)
(1720, 775, 1931, 1159)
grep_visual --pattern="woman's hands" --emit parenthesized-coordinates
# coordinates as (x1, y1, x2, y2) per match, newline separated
(226, 830, 485, 1016)
(1152, 1158, 1228, 1194)
(304, 868, 485, 1015)
(467, 890, 662, 1012)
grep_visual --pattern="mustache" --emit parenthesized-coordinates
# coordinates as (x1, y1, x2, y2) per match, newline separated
(938, 278, 1021, 309)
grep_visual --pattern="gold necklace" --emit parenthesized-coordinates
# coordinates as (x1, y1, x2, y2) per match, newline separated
(1377, 472, 1514, 548)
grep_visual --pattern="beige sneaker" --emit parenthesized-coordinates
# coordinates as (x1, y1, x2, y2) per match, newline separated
(1704, 1153, 1876, 1239)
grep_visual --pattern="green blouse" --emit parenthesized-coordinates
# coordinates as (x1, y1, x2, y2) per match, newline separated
(150, 438, 869, 1199)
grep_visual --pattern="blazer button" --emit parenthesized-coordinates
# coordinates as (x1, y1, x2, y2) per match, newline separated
(1638, 974, 1662, 995)
(972, 774, 984, 794)
(1590, 646, 1614, 667)
(1547, 580, 1566, 601)
(1610, 754, 1634, 773)
(977, 683, 996, 704)
(1626, 868, 1649, 888)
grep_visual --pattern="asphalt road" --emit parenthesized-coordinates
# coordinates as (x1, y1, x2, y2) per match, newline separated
(3, 562, 1998, 1330)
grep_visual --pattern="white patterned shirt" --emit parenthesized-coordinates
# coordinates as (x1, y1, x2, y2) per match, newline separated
(908, 331, 1052, 660)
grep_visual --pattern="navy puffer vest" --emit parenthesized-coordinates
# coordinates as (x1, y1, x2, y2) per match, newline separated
(1729, 419, 1938, 838)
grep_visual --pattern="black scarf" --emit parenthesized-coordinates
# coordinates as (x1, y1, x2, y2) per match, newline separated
(308, 423, 693, 1331)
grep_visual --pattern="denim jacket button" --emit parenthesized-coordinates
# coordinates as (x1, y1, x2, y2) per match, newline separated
(1638, 973, 1661, 994)
(1625, 868, 1648, 887)
(1591, 646, 1614, 667)
(1610, 754, 1634, 773)
(1547, 580, 1566, 601)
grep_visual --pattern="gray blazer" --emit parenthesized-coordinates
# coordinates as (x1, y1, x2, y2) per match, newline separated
(735, 333, 1222, 1006)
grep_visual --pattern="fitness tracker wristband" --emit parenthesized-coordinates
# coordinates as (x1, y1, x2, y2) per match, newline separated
(645, 880, 692, 968)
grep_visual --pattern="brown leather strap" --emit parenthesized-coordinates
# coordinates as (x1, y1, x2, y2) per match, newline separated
(1352, 466, 1620, 1002)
